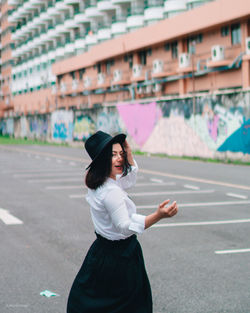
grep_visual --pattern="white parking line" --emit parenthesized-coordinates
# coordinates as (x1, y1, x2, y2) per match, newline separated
(150, 178, 163, 183)
(0, 208, 23, 225)
(129, 189, 214, 197)
(46, 185, 86, 190)
(226, 193, 248, 200)
(69, 189, 214, 199)
(184, 184, 200, 190)
(152, 218, 250, 228)
(215, 248, 250, 255)
(28, 178, 83, 183)
(134, 182, 176, 187)
(136, 199, 250, 209)
(46, 182, 175, 190)
(14, 172, 81, 178)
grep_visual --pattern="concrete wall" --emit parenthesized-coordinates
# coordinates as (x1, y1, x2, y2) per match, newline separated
(1, 92, 249, 158)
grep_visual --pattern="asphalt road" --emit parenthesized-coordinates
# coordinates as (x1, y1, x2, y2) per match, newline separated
(0, 144, 249, 313)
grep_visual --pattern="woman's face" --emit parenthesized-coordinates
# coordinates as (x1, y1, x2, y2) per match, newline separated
(109, 143, 125, 179)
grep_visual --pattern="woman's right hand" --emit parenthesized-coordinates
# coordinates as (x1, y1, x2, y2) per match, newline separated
(157, 199, 178, 219)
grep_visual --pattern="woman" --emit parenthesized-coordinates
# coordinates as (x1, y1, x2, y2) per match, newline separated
(67, 130, 178, 313)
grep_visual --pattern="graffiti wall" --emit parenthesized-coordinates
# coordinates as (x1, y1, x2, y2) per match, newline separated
(51, 110, 74, 142)
(0, 91, 249, 157)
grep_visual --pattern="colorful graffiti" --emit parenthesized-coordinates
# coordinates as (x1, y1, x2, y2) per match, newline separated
(51, 110, 73, 142)
(73, 115, 95, 141)
(97, 111, 122, 135)
(117, 102, 162, 147)
(1, 91, 249, 157)
(218, 119, 250, 154)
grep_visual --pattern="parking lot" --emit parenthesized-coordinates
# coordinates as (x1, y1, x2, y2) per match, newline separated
(0, 144, 249, 313)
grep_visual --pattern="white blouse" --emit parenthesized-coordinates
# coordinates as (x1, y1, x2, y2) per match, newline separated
(85, 161, 146, 240)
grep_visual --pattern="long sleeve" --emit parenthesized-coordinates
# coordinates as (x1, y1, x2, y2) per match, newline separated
(117, 160, 138, 190)
(103, 187, 145, 236)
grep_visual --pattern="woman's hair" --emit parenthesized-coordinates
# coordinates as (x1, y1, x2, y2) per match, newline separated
(85, 141, 131, 190)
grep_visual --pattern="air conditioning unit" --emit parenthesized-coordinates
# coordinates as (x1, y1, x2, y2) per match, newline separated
(137, 86, 143, 94)
(72, 79, 79, 90)
(246, 37, 250, 55)
(113, 69, 122, 82)
(60, 82, 67, 93)
(132, 64, 142, 78)
(152, 59, 164, 74)
(179, 53, 191, 68)
(153, 83, 162, 93)
(211, 45, 224, 61)
(97, 73, 105, 85)
(84, 76, 91, 88)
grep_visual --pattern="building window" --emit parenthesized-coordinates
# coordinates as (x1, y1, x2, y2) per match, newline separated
(171, 41, 178, 59)
(139, 50, 147, 65)
(164, 43, 170, 51)
(221, 26, 229, 37)
(231, 23, 241, 45)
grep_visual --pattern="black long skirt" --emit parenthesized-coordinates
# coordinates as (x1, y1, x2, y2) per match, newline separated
(67, 233, 152, 313)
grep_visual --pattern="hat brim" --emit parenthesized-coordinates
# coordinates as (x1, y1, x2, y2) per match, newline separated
(85, 133, 126, 170)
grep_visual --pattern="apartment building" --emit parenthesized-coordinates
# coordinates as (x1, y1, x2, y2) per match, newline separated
(0, 0, 217, 117)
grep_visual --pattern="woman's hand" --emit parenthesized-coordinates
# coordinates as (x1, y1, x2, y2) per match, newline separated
(123, 140, 134, 166)
(157, 199, 178, 219)
(145, 199, 178, 229)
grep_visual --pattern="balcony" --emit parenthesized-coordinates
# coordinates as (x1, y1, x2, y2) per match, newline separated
(97, 1, 116, 11)
(47, 7, 60, 17)
(111, 0, 132, 3)
(97, 28, 112, 41)
(127, 5, 144, 30)
(164, 0, 187, 18)
(85, 33, 98, 47)
(127, 15, 144, 30)
(85, 6, 103, 18)
(8, 0, 20, 5)
(64, 18, 78, 29)
(40, 12, 51, 22)
(55, 1, 71, 11)
(74, 13, 90, 24)
(75, 39, 85, 52)
(55, 23, 68, 34)
(187, 0, 213, 10)
(64, 0, 81, 3)
(144, 6, 164, 25)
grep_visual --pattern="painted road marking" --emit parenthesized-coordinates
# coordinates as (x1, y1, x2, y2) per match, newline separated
(14, 172, 81, 178)
(152, 218, 250, 228)
(150, 178, 163, 183)
(137, 200, 250, 209)
(0, 208, 23, 225)
(46, 185, 86, 190)
(134, 182, 176, 187)
(3, 168, 79, 174)
(140, 168, 250, 191)
(69, 189, 215, 199)
(215, 248, 250, 255)
(28, 178, 83, 183)
(46, 182, 176, 190)
(1, 146, 250, 191)
(129, 189, 214, 197)
(226, 193, 248, 200)
(56, 159, 63, 163)
(184, 184, 200, 190)
(0, 146, 88, 162)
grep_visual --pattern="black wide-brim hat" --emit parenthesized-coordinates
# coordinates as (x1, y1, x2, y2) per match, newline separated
(85, 130, 126, 169)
